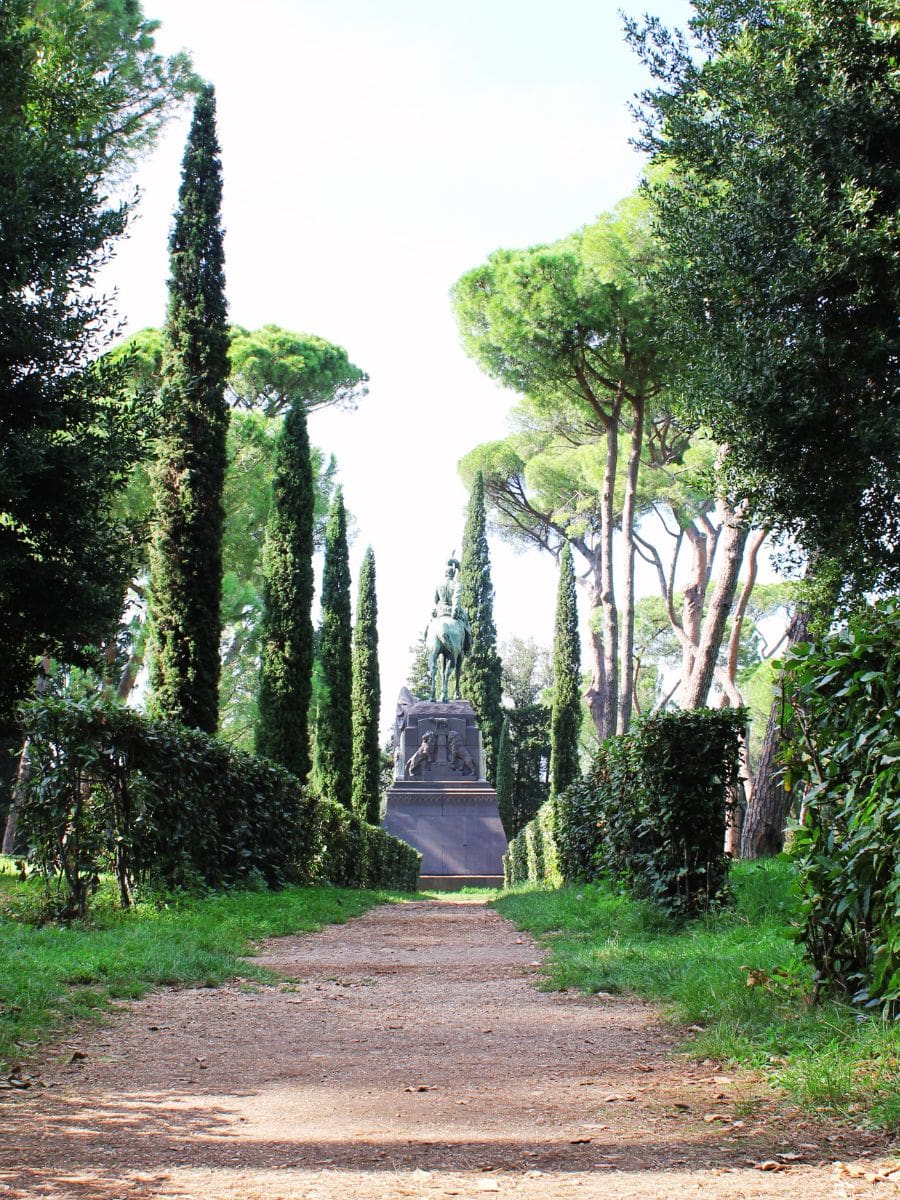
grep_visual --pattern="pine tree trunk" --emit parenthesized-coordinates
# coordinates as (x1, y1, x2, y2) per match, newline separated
(680, 523, 708, 693)
(682, 500, 749, 709)
(618, 397, 644, 733)
(599, 409, 620, 737)
(740, 608, 810, 858)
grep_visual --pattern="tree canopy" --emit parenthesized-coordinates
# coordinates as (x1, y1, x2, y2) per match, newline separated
(0, 0, 194, 724)
(626, 0, 900, 594)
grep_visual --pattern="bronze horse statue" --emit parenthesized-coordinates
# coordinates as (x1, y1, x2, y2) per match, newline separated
(426, 613, 472, 702)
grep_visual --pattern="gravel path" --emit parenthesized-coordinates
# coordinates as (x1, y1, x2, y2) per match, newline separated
(1, 898, 896, 1199)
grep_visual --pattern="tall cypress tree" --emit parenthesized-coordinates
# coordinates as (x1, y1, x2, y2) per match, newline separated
(459, 470, 504, 782)
(316, 489, 353, 808)
(255, 402, 315, 780)
(148, 85, 229, 733)
(550, 542, 581, 796)
(351, 546, 381, 823)
(495, 716, 514, 842)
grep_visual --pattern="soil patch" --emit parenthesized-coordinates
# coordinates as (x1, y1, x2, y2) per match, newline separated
(1, 898, 895, 1198)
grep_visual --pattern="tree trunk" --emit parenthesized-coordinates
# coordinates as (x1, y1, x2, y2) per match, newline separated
(2, 653, 50, 855)
(740, 608, 810, 858)
(681, 499, 750, 709)
(584, 580, 609, 740)
(680, 523, 708, 692)
(618, 395, 644, 733)
(598, 404, 620, 737)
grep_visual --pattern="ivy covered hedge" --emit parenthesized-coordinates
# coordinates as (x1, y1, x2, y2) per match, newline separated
(15, 696, 419, 917)
(784, 599, 899, 1016)
(505, 709, 745, 918)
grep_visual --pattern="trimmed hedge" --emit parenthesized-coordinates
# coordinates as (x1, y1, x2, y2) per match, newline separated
(15, 695, 419, 917)
(505, 709, 745, 918)
(784, 599, 900, 1016)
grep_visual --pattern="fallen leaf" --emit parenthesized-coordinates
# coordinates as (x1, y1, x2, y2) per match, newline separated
(603, 1093, 636, 1103)
(412, 1168, 433, 1182)
(405, 1084, 436, 1093)
(755, 1160, 786, 1172)
(703, 1113, 728, 1123)
(569, 1137, 592, 1145)
(69, 1050, 88, 1063)
(476, 1182, 500, 1193)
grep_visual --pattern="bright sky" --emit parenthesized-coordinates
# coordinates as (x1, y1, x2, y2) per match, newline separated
(102, 0, 696, 733)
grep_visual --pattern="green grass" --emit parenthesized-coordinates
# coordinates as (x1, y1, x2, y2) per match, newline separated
(0, 858, 409, 1071)
(495, 859, 899, 1130)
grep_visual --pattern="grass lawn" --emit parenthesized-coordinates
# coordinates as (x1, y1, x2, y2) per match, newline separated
(495, 858, 899, 1130)
(0, 858, 409, 1071)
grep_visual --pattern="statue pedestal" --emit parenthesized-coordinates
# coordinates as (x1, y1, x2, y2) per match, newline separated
(384, 698, 507, 887)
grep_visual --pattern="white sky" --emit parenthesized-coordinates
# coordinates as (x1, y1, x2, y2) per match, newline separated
(101, 0, 697, 733)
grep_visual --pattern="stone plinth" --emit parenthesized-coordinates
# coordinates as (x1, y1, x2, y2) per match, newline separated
(383, 780, 507, 878)
(384, 696, 507, 880)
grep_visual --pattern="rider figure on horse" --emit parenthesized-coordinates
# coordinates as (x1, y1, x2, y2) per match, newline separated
(434, 556, 471, 635)
(426, 555, 472, 701)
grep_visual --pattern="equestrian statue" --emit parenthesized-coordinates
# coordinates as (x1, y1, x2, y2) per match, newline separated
(425, 555, 472, 702)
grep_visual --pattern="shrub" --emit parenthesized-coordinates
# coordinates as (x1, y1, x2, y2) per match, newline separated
(16, 695, 419, 917)
(592, 709, 744, 918)
(504, 709, 745, 919)
(784, 598, 900, 1016)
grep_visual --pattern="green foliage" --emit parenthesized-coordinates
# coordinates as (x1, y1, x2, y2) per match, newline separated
(0, 863, 404, 1073)
(784, 598, 900, 1016)
(496, 860, 899, 1128)
(351, 548, 382, 824)
(593, 710, 744, 917)
(507, 709, 745, 919)
(550, 544, 581, 796)
(228, 325, 368, 416)
(0, 0, 191, 723)
(495, 718, 514, 841)
(503, 775, 601, 887)
(255, 402, 315, 780)
(459, 471, 504, 781)
(506, 704, 550, 837)
(315, 490, 353, 808)
(147, 86, 230, 734)
(627, 2, 900, 592)
(15, 695, 419, 920)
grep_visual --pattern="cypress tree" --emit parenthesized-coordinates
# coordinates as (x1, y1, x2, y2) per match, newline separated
(255, 402, 315, 780)
(351, 546, 381, 824)
(459, 470, 504, 782)
(550, 543, 581, 796)
(495, 716, 514, 842)
(316, 489, 353, 808)
(148, 85, 229, 733)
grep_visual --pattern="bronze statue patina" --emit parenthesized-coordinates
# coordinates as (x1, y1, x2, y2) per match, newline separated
(426, 555, 472, 702)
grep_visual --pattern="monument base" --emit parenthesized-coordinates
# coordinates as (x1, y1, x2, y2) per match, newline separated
(418, 875, 504, 892)
(383, 779, 508, 878)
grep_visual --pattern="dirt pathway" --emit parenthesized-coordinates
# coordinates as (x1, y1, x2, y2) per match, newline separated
(1, 898, 895, 1199)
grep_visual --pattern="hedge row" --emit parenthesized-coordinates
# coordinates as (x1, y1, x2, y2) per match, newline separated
(15, 695, 419, 917)
(784, 599, 899, 1016)
(505, 709, 745, 918)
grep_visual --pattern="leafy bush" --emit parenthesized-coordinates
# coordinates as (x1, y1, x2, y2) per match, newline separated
(784, 598, 900, 1016)
(16, 695, 419, 917)
(593, 709, 744, 917)
(505, 709, 745, 919)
